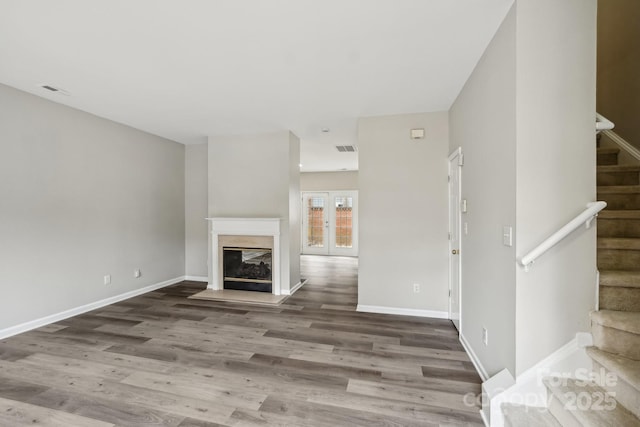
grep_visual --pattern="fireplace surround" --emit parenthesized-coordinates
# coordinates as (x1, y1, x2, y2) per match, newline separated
(207, 218, 282, 295)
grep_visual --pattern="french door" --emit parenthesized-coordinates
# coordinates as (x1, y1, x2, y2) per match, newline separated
(302, 191, 358, 256)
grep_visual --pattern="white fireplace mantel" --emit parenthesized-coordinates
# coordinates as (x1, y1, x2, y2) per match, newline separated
(206, 217, 282, 295)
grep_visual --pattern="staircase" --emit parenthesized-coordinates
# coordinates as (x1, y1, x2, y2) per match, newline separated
(502, 143, 640, 426)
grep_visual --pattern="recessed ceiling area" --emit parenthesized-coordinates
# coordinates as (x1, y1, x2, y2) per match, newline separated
(0, 0, 513, 172)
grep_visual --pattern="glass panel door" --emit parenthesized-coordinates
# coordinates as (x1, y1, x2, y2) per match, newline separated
(334, 196, 353, 248)
(302, 193, 329, 255)
(329, 192, 358, 256)
(301, 191, 358, 257)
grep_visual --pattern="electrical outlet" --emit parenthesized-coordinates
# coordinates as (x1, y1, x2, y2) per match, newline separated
(413, 283, 420, 293)
(134, 269, 141, 278)
(482, 327, 488, 346)
(104, 274, 111, 285)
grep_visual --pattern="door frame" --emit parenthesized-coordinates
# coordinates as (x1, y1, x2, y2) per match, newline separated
(448, 147, 463, 330)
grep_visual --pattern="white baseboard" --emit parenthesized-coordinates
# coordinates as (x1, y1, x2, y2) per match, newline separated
(460, 332, 489, 381)
(184, 275, 208, 282)
(282, 278, 308, 296)
(356, 304, 448, 319)
(0, 276, 185, 340)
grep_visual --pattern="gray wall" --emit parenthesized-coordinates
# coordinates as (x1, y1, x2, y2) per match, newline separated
(358, 112, 449, 314)
(514, 0, 597, 376)
(208, 131, 301, 292)
(449, 0, 598, 378)
(0, 83, 185, 331)
(449, 5, 517, 376)
(185, 144, 208, 278)
(300, 171, 358, 191)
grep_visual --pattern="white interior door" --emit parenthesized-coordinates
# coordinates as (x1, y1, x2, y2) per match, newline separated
(302, 193, 330, 255)
(448, 148, 463, 331)
(302, 191, 358, 256)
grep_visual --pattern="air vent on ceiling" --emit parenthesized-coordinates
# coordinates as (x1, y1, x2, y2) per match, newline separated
(336, 145, 357, 153)
(38, 84, 70, 96)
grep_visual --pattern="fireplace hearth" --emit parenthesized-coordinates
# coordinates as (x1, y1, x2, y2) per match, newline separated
(223, 247, 272, 292)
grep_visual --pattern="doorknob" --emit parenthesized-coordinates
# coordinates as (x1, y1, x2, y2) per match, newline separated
(452, 249, 459, 255)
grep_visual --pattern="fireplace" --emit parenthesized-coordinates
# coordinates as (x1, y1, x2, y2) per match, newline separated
(223, 247, 272, 292)
(207, 218, 282, 294)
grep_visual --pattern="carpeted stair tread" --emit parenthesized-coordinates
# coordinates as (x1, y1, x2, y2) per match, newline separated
(597, 147, 621, 155)
(591, 310, 640, 335)
(598, 237, 640, 250)
(597, 165, 640, 173)
(587, 347, 640, 419)
(600, 271, 640, 288)
(599, 285, 640, 312)
(598, 211, 640, 238)
(598, 185, 640, 194)
(598, 210, 640, 219)
(587, 347, 640, 395)
(502, 403, 561, 427)
(598, 186, 640, 209)
(597, 148, 620, 165)
(544, 377, 640, 426)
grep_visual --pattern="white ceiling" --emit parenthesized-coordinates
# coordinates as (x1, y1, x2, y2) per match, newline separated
(0, 0, 513, 172)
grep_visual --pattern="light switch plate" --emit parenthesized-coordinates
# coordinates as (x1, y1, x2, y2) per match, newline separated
(503, 226, 513, 247)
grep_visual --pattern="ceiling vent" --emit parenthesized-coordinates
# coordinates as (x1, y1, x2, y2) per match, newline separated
(336, 145, 357, 153)
(39, 84, 70, 96)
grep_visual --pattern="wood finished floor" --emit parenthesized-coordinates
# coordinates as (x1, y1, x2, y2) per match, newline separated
(0, 256, 482, 426)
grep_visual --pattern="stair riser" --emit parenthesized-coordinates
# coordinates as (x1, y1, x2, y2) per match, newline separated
(598, 249, 640, 270)
(598, 172, 640, 186)
(598, 219, 640, 238)
(597, 194, 640, 210)
(599, 286, 640, 312)
(596, 171, 640, 185)
(592, 324, 640, 360)
(592, 360, 640, 419)
(598, 153, 619, 166)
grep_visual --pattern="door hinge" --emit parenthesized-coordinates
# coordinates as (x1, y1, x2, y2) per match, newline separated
(449, 289, 451, 297)
(448, 232, 451, 240)
(448, 175, 451, 182)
